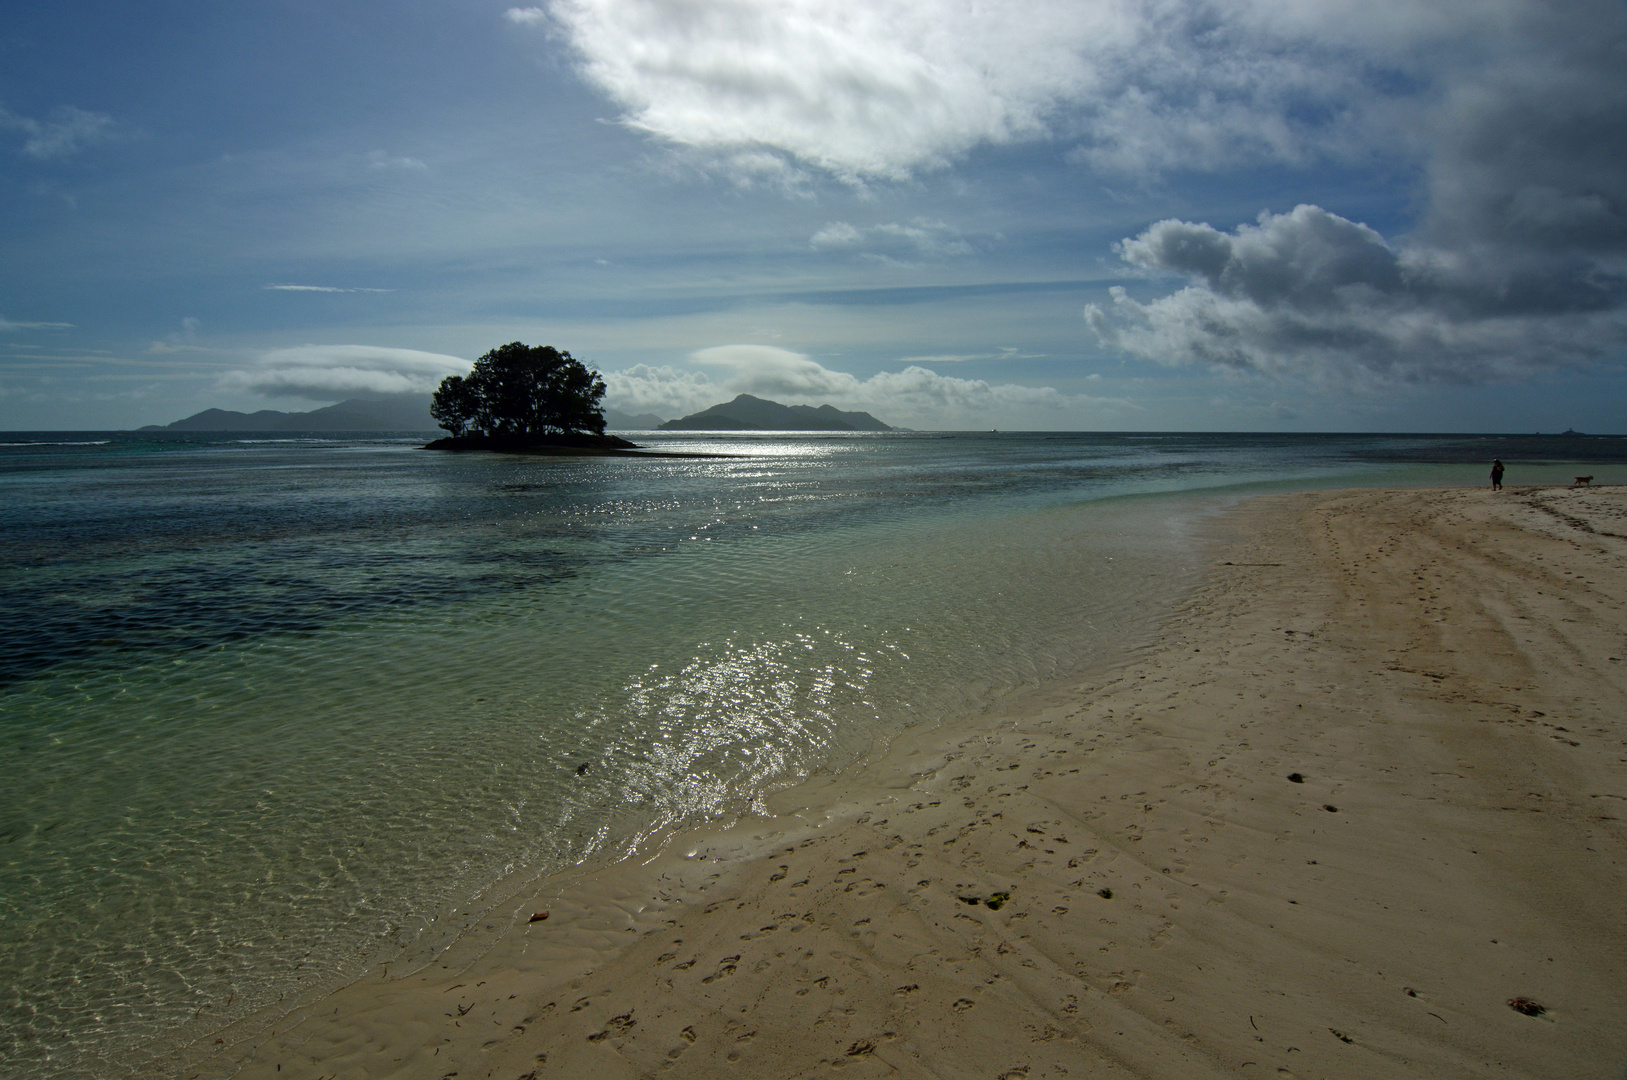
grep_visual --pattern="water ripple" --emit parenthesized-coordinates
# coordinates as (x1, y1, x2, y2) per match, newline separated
(8, 430, 1507, 1077)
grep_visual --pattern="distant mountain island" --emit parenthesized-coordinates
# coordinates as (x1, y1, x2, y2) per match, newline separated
(143, 395, 438, 432)
(145, 397, 666, 433)
(660, 394, 893, 431)
(141, 393, 888, 434)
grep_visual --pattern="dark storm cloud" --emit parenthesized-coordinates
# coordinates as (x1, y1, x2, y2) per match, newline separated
(1086, 0, 1627, 383)
(1422, 18, 1627, 257)
(1088, 203, 1627, 382)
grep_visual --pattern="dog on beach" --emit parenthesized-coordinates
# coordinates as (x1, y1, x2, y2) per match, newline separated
(1573, 476, 1593, 486)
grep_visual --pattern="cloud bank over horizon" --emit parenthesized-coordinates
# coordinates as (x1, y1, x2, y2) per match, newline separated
(602, 344, 1124, 428)
(223, 346, 470, 400)
(217, 342, 1103, 431)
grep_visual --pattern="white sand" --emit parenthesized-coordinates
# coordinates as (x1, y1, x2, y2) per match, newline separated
(190, 485, 1627, 1079)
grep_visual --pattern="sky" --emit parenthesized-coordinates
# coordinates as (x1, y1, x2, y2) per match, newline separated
(2, 0, 1625, 432)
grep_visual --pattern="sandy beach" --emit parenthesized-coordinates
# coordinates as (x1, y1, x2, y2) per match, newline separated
(191, 484, 1627, 1080)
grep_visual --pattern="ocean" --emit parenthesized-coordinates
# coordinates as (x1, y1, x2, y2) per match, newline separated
(2, 429, 1622, 1077)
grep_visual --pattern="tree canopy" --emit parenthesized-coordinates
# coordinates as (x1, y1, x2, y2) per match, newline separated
(431, 343, 607, 439)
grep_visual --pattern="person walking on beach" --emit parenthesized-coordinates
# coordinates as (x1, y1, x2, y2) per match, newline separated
(1491, 459, 1505, 490)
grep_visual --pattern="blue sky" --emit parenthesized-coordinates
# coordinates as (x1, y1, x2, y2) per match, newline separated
(3, 0, 1624, 431)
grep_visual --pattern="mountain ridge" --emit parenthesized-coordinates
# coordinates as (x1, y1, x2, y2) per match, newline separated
(660, 394, 892, 431)
(143, 395, 438, 432)
(141, 394, 888, 434)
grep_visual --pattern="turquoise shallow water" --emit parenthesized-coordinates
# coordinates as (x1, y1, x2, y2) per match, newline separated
(2, 429, 1623, 1076)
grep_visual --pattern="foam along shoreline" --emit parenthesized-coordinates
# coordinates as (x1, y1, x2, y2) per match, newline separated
(187, 485, 1627, 1079)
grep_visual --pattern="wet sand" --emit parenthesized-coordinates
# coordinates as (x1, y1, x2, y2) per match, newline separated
(193, 485, 1627, 1080)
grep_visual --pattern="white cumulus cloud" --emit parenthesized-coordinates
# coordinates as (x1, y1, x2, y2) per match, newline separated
(600, 362, 719, 417)
(223, 345, 470, 399)
(1086, 204, 1627, 382)
(536, 0, 1124, 180)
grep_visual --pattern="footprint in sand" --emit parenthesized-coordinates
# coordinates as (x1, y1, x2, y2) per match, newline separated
(588, 1013, 636, 1042)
